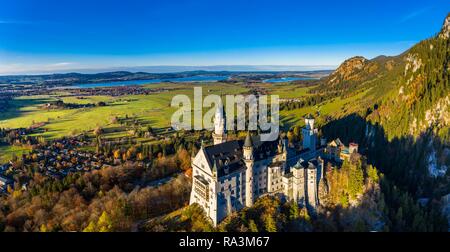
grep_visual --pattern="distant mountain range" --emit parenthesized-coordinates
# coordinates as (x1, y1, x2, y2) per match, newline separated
(0, 65, 337, 77)
(0, 69, 332, 86)
(65, 65, 337, 74)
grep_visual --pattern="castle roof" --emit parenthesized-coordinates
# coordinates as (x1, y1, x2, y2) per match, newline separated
(203, 140, 245, 177)
(349, 142, 358, 147)
(202, 134, 281, 178)
(246, 134, 280, 160)
(293, 158, 319, 170)
(305, 113, 314, 120)
(329, 138, 344, 147)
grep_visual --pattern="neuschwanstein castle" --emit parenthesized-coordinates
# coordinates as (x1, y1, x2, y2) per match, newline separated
(189, 106, 358, 226)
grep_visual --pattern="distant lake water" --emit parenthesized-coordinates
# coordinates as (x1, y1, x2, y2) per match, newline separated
(74, 75, 229, 88)
(263, 77, 316, 83)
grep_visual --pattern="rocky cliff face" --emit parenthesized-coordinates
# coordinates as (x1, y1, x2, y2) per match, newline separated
(327, 56, 368, 85)
(439, 13, 450, 39)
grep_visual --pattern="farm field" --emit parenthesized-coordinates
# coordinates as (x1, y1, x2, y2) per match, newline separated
(0, 82, 371, 138)
(0, 83, 249, 139)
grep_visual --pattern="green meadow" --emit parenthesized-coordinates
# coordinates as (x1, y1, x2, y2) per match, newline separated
(262, 83, 313, 99)
(0, 82, 369, 143)
(0, 83, 250, 140)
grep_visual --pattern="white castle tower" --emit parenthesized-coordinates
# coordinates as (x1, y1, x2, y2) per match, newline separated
(243, 132, 254, 207)
(213, 102, 227, 145)
(302, 114, 318, 151)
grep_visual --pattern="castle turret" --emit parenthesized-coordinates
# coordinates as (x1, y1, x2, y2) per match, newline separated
(243, 132, 254, 207)
(305, 114, 315, 130)
(306, 161, 319, 209)
(243, 132, 254, 160)
(213, 103, 227, 145)
(277, 138, 284, 153)
(302, 114, 318, 151)
(277, 134, 288, 161)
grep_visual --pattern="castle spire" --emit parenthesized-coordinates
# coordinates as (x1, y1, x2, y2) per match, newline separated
(243, 131, 254, 161)
(213, 100, 227, 145)
(212, 161, 217, 176)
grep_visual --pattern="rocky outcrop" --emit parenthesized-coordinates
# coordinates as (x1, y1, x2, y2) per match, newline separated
(439, 14, 450, 39)
(327, 56, 367, 85)
(404, 53, 422, 76)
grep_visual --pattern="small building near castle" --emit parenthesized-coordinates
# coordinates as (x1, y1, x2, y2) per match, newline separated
(324, 138, 359, 162)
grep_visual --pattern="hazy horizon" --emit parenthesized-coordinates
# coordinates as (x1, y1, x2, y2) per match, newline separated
(0, 64, 337, 76)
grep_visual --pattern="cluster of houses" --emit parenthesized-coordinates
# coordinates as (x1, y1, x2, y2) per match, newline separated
(0, 84, 54, 98)
(30, 144, 106, 178)
(66, 86, 171, 97)
(0, 137, 115, 194)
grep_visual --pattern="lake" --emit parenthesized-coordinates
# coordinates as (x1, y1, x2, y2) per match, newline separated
(74, 75, 229, 88)
(71, 75, 317, 88)
(263, 77, 317, 83)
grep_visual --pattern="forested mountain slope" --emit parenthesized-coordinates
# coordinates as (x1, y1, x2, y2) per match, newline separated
(315, 14, 449, 142)
(316, 15, 449, 222)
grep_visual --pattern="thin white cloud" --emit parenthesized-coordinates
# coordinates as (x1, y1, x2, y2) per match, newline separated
(0, 20, 33, 25)
(0, 62, 78, 75)
(399, 6, 433, 23)
(50, 62, 74, 67)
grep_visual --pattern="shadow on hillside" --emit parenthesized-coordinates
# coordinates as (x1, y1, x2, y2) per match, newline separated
(321, 113, 450, 197)
(0, 97, 53, 123)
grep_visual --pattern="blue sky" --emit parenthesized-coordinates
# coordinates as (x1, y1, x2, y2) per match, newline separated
(0, 0, 449, 74)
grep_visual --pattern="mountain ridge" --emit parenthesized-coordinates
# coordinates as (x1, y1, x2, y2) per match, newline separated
(319, 13, 450, 141)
